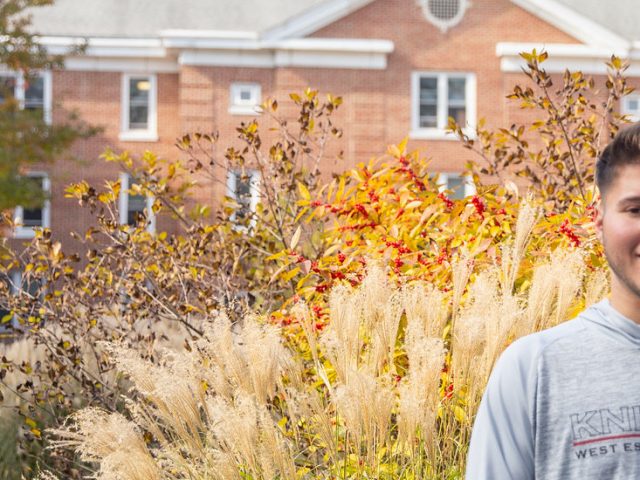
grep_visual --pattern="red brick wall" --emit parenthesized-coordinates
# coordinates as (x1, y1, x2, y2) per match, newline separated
(308, 0, 580, 172)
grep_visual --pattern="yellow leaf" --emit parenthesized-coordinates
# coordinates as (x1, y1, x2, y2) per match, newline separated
(281, 266, 301, 282)
(290, 226, 302, 250)
(335, 177, 346, 202)
(265, 250, 288, 262)
(294, 207, 309, 223)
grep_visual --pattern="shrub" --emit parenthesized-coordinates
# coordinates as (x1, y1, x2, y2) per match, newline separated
(45, 245, 607, 479)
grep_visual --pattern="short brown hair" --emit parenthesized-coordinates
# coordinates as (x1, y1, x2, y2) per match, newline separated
(596, 123, 640, 196)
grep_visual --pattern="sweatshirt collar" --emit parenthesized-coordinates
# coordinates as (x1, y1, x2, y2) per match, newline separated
(584, 299, 640, 347)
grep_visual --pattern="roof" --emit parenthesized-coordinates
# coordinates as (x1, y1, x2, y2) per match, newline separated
(26, 0, 328, 38)
(25, 0, 640, 46)
(556, 0, 640, 43)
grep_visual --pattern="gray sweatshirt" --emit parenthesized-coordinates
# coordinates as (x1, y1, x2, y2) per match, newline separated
(466, 299, 640, 479)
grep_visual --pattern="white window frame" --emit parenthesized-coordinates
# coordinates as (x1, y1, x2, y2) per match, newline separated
(119, 73, 158, 142)
(0, 69, 52, 124)
(437, 172, 476, 198)
(410, 71, 476, 140)
(621, 94, 640, 122)
(229, 82, 261, 115)
(13, 172, 51, 239)
(226, 169, 260, 230)
(118, 172, 156, 233)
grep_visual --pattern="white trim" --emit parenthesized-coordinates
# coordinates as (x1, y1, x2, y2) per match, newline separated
(39, 36, 167, 58)
(510, 0, 630, 50)
(229, 82, 261, 115)
(621, 94, 640, 122)
(261, 0, 377, 40)
(179, 46, 390, 70)
(160, 29, 258, 40)
(496, 42, 640, 74)
(273, 38, 394, 53)
(118, 173, 156, 233)
(496, 42, 628, 59)
(437, 172, 476, 198)
(226, 169, 261, 231)
(41, 70, 53, 124)
(13, 172, 51, 239)
(64, 57, 179, 73)
(120, 73, 158, 142)
(410, 71, 476, 140)
(180, 50, 274, 68)
(37, 34, 393, 71)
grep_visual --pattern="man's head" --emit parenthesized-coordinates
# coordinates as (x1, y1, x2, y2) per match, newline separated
(595, 123, 640, 317)
(596, 123, 640, 201)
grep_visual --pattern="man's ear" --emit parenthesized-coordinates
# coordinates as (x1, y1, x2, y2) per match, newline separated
(594, 199, 604, 243)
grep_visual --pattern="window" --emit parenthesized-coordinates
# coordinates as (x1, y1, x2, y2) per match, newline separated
(0, 271, 20, 332)
(13, 172, 51, 239)
(0, 270, 43, 333)
(437, 172, 476, 199)
(0, 70, 52, 123)
(418, 0, 469, 32)
(226, 169, 260, 229)
(411, 72, 476, 140)
(622, 94, 640, 122)
(118, 173, 156, 232)
(229, 83, 261, 115)
(120, 74, 157, 142)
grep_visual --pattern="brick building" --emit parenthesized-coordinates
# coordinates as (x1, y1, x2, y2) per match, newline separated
(4, 0, 640, 257)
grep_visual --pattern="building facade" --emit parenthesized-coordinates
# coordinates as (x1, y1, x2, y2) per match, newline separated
(4, 0, 640, 252)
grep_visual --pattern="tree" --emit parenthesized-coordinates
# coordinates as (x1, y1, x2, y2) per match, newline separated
(0, 0, 94, 216)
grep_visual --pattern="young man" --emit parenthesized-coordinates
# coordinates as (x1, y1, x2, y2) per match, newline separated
(466, 123, 640, 479)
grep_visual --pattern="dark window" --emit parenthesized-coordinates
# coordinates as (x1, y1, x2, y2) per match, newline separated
(127, 191, 147, 225)
(24, 76, 44, 112)
(419, 77, 438, 128)
(128, 77, 150, 129)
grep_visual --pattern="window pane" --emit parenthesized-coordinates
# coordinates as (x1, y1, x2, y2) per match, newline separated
(419, 76, 439, 128)
(448, 106, 466, 125)
(130, 78, 150, 102)
(447, 175, 465, 200)
(128, 78, 150, 129)
(129, 105, 149, 129)
(21, 176, 45, 227)
(25, 76, 44, 110)
(448, 78, 466, 101)
(235, 173, 252, 219)
(127, 193, 146, 225)
(23, 207, 43, 226)
(419, 104, 437, 128)
(419, 77, 438, 102)
(0, 76, 16, 103)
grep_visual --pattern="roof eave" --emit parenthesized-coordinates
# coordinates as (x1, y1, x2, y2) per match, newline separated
(510, 0, 631, 51)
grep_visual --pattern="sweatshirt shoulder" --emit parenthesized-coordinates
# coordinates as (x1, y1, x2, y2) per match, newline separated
(500, 317, 588, 367)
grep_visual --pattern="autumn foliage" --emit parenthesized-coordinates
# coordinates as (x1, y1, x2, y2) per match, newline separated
(0, 52, 626, 478)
